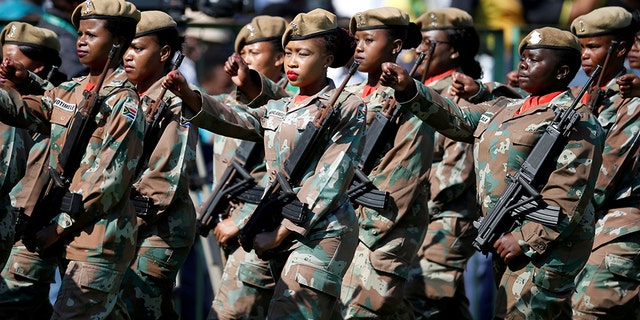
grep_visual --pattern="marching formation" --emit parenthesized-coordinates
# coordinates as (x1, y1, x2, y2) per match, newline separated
(0, 1, 638, 320)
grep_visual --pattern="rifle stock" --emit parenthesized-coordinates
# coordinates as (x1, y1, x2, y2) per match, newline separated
(22, 44, 121, 254)
(238, 62, 361, 259)
(472, 65, 602, 255)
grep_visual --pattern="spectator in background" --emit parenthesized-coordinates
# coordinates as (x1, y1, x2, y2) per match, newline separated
(38, 0, 88, 79)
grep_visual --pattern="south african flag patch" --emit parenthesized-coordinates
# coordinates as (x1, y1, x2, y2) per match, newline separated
(122, 101, 138, 121)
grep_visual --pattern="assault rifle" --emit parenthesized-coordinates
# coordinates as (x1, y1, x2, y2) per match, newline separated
(472, 65, 602, 255)
(238, 61, 361, 259)
(347, 47, 431, 209)
(196, 140, 264, 237)
(586, 41, 617, 110)
(134, 52, 185, 178)
(22, 44, 121, 254)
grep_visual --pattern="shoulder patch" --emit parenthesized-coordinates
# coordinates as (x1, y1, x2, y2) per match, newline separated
(53, 98, 76, 112)
(121, 101, 138, 121)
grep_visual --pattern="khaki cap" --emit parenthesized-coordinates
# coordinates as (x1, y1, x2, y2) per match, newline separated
(349, 7, 410, 34)
(416, 8, 473, 30)
(71, 0, 141, 29)
(282, 8, 338, 47)
(1, 21, 60, 52)
(571, 6, 632, 38)
(518, 27, 581, 54)
(135, 11, 177, 38)
(235, 15, 287, 53)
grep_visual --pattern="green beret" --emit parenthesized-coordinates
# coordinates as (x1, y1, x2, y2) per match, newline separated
(282, 8, 338, 48)
(135, 10, 176, 38)
(1, 21, 60, 52)
(349, 7, 410, 34)
(571, 6, 632, 38)
(235, 15, 287, 53)
(71, 0, 141, 29)
(415, 8, 473, 31)
(518, 27, 581, 54)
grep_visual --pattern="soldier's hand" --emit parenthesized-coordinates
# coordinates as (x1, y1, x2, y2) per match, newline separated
(617, 73, 640, 99)
(380, 62, 414, 93)
(225, 53, 251, 87)
(451, 71, 480, 100)
(213, 217, 240, 245)
(253, 225, 291, 258)
(33, 224, 62, 253)
(493, 233, 523, 264)
(506, 70, 519, 88)
(0, 58, 29, 87)
(163, 70, 202, 112)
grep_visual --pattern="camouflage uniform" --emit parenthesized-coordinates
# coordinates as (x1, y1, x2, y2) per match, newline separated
(571, 71, 640, 319)
(0, 74, 57, 320)
(404, 75, 479, 320)
(399, 80, 604, 320)
(208, 74, 290, 319)
(0, 66, 144, 319)
(340, 83, 433, 319)
(118, 78, 199, 319)
(186, 79, 366, 319)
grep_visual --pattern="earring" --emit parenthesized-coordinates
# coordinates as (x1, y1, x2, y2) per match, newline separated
(450, 53, 459, 59)
(557, 75, 563, 80)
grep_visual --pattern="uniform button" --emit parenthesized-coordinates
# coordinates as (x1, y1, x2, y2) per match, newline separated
(371, 230, 378, 235)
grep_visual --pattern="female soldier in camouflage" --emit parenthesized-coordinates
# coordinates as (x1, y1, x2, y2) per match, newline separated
(403, 8, 482, 320)
(165, 8, 365, 319)
(381, 27, 604, 319)
(0, 0, 144, 318)
(0, 21, 63, 319)
(117, 11, 199, 319)
(338, 7, 434, 319)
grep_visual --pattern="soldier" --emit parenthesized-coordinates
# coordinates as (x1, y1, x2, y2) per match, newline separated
(205, 15, 292, 319)
(381, 27, 604, 319)
(164, 8, 365, 319)
(403, 8, 481, 320)
(0, 21, 64, 319)
(569, 7, 640, 319)
(0, 0, 144, 319)
(115, 11, 199, 319)
(338, 7, 434, 319)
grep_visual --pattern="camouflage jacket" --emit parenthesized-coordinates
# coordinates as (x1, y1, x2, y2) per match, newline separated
(425, 75, 479, 220)
(399, 81, 604, 258)
(584, 69, 640, 249)
(186, 79, 366, 238)
(0, 66, 144, 263)
(209, 73, 290, 229)
(133, 78, 198, 248)
(345, 82, 433, 250)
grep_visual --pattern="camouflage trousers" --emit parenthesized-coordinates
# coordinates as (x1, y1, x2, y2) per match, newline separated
(572, 232, 640, 319)
(493, 233, 593, 320)
(340, 242, 415, 320)
(404, 217, 477, 320)
(209, 246, 275, 319)
(0, 205, 15, 272)
(119, 245, 191, 320)
(212, 226, 358, 320)
(0, 242, 58, 319)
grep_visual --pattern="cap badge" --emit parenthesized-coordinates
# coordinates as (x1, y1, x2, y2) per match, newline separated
(7, 25, 16, 39)
(83, 0, 94, 15)
(579, 18, 585, 33)
(356, 12, 365, 28)
(429, 12, 438, 27)
(247, 25, 255, 39)
(529, 30, 542, 45)
(290, 22, 300, 37)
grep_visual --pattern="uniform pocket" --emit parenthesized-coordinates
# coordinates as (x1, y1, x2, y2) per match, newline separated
(8, 250, 56, 283)
(605, 253, 640, 281)
(78, 263, 122, 294)
(294, 264, 341, 298)
(238, 262, 276, 289)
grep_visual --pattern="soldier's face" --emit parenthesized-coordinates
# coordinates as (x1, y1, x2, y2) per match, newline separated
(417, 30, 455, 79)
(284, 38, 333, 95)
(76, 19, 117, 71)
(239, 41, 283, 83)
(2, 44, 43, 76)
(123, 35, 167, 85)
(578, 35, 622, 78)
(353, 29, 395, 73)
(518, 48, 562, 95)
(628, 34, 640, 69)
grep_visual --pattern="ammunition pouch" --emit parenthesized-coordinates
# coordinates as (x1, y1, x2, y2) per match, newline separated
(60, 192, 83, 218)
(130, 192, 158, 218)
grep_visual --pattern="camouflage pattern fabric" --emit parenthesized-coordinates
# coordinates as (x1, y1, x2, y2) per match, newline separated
(571, 70, 640, 319)
(340, 83, 433, 319)
(188, 79, 366, 318)
(0, 66, 144, 319)
(118, 77, 198, 319)
(404, 75, 479, 320)
(399, 81, 604, 319)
